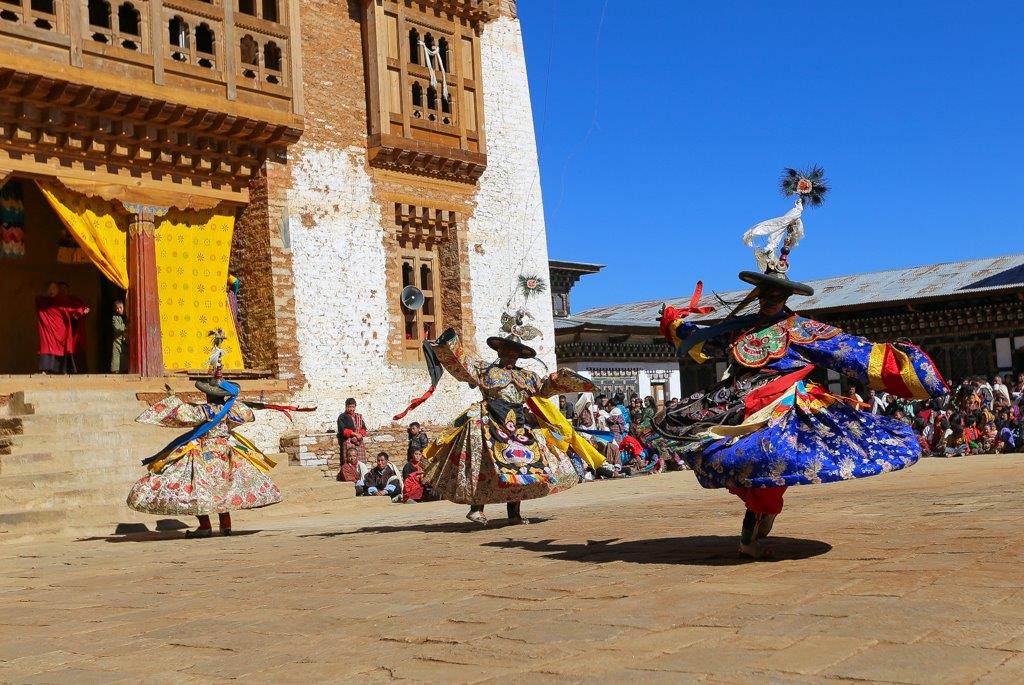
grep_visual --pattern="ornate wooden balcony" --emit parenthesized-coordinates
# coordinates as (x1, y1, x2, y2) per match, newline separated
(0, 0, 303, 202)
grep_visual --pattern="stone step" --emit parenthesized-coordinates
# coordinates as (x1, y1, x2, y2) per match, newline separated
(0, 445, 169, 475)
(0, 474, 134, 507)
(20, 389, 144, 404)
(9, 430, 167, 450)
(19, 400, 147, 417)
(15, 411, 143, 434)
(0, 451, 58, 475)
(0, 508, 66, 538)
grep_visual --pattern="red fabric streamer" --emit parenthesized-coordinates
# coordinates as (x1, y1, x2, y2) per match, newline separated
(659, 281, 716, 339)
(681, 280, 716, 316)
(393, 385, 437, 421)
(252, 403, 316, 422)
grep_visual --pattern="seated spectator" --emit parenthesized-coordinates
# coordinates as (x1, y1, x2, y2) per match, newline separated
(607, 393, 628, 444)
(594, 394, 612, 431)
(402, 450, 425, 503)
(337, 451, 369, 489)
(912, 418, 930, 453)
(930, 416, 950, 455)
(574, 393, 597, 430)
(981, 422, 998, 453)
(558, 395, 575, 423)
(407, 421, 429, 457)
(995, 424, 1015, 454)
(364, 452, 402, 500)
(962, 416, 981, 453)
(945, 423, 968, 457)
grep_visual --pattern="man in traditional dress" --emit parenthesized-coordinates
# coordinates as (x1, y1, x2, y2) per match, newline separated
(336, 398, 367, 479)
(58, 282, 89, 373)
(35, 281, 88, 374)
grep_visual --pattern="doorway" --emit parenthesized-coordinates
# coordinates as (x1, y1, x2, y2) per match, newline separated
(0, 178, 125, 374)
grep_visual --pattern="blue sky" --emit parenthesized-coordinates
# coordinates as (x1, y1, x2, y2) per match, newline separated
(519, 1, 1024, 312)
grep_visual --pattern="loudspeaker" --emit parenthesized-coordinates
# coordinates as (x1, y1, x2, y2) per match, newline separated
(400, 285, 425, 311)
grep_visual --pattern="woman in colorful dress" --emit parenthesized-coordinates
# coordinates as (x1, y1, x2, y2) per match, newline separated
(654, 169, 949, 559)
(399, 319, 596, 526)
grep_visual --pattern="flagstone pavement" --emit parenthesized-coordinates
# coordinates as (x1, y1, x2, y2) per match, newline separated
(2, 454, 1023, 684)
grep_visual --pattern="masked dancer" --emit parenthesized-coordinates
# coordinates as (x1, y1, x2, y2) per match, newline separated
(654, 168, 948, 559)
(394, 282, 599, 526)
(127, 330, 311, 537)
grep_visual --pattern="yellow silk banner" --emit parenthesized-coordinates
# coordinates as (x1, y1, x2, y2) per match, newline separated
(154, 209, 243, 370)
(38, 184, 129, 289)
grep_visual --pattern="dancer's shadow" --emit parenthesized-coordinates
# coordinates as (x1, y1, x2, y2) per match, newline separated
(303, 518, 553, 538)
(76, 521, 262, 543)
(482, 535, 832, 565)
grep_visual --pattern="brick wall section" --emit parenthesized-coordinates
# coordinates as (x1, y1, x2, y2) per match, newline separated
(263, 161, 304, 389)
(231, 170, 278, 371)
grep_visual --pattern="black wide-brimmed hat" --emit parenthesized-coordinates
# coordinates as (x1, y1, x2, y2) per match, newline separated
(195, 379, 233, 401)
(738, 270, 815, 297)
(486, 336, 537, 359)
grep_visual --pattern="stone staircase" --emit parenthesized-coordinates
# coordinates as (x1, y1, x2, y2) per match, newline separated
(0, 385, 353, 542)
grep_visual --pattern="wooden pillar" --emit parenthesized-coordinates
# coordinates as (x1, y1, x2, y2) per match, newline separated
(126, 206, 165, 376)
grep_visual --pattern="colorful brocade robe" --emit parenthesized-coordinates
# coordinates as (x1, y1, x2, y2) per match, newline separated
(655, 309, 948, 490)
(126, 395, 281, 516)
(420, 328, 597, 505)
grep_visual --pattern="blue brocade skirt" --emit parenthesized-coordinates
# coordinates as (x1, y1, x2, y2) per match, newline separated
(682, 382, 920, 490)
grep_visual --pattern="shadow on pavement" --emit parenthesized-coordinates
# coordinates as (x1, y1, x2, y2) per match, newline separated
(302, 518, 553, 538)
(482, 535, 832, 565)
(76, 530, 262, 543)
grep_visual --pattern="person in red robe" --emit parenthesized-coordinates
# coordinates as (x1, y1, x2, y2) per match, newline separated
(58, 282, 89, 373)
(35, 281, 89, 374)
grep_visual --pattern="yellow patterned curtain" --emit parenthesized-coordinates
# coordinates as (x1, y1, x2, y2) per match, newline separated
(155, 209, 244, 370)
(38, 184, 129, 289)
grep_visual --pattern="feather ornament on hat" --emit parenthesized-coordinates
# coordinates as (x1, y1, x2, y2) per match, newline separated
(742, 166, 828, 274)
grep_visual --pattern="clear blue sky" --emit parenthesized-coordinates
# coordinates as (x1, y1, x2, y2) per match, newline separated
(519, 1, 1024, 312)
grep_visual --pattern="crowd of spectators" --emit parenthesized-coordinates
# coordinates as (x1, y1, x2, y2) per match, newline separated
(334, 371, 1024, 503)
(852, 373, 1024, 457)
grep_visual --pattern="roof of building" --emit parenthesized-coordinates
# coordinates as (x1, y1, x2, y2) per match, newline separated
(567, 254, 1024, 331)
(548, 259, 606, 274)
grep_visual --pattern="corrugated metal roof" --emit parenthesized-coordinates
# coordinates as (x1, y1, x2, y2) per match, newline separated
(574, 254, 1024, 328)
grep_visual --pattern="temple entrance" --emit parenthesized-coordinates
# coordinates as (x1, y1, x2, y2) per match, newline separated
(0, 178, 125, 374)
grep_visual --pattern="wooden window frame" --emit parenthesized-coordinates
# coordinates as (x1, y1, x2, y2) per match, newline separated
(362, 0, 489, 184)
(398, 247, 441, 362)
(391, 201, 459, 363)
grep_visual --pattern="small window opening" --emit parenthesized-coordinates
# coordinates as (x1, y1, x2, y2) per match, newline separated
(408, 28, 420, 65)
(261, 0, 278, 22)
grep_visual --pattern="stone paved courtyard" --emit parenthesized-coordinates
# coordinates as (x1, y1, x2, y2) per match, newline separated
(2, 454, 1023, 684)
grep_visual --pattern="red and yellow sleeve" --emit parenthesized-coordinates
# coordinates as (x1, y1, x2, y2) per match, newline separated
(866, 343, 933, 400)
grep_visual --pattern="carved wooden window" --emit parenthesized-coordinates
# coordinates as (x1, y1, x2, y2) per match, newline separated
(83, 0, 146, 51)
(235, 32, 287, 88)
(0, 0, 61, 32)
(393, 203, 459, 362)
(399, 248, 442, 361)
(362, 0, 490, 183)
